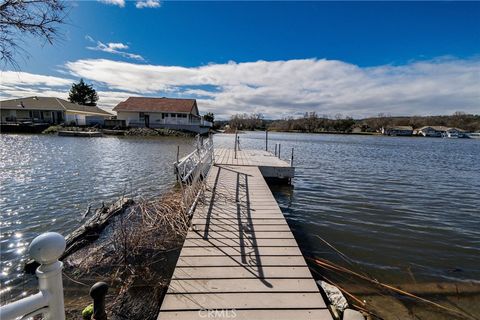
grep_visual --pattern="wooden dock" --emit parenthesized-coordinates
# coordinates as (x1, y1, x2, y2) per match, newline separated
(159, 149, 331, 320)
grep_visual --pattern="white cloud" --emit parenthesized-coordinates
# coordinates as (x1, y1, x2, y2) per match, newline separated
(98, 0, 125, 7)
(0, 71, 74, 87)
(97, 0, 160, 9)
(3, 57, 479, 118)
(64, 57, 480, 118)
(86, 37, 144, 61)
(0, 71, 133, 112)
(136, 0, 161, 9)
(106, 43, 129, 50)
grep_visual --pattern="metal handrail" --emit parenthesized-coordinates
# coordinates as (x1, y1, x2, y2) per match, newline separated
(175, 135, 214, 184)
(174, 135, 214, 215)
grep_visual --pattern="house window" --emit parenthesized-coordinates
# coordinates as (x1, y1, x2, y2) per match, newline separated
(139, 112, 145, 120)
(161, 113, 165, 119)
(170, 113, 176, 117)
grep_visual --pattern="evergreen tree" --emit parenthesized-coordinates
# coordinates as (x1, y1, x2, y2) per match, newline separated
(203, 112, 215, 123)
(68, 79, 99, 106)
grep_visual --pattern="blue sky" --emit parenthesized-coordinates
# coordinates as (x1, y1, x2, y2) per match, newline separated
(2, 1, 479, 118)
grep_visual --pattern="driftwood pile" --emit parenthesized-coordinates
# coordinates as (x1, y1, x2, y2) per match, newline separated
(24, 197, 134, 274)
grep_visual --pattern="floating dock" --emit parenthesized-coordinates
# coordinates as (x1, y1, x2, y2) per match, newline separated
(57, 131, 103, 137)
(214, 148, 295, 180)
(159, 148, 331, 320)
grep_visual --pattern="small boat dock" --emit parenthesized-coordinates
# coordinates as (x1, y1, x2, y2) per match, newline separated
(57, 131, 103, 137)
(159, 147, 332, 319)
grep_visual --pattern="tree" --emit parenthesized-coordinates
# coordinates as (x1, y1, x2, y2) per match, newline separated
(68, 79, 99, 106)
(203, 112, 214, 123)
(0, 0, 67, 68)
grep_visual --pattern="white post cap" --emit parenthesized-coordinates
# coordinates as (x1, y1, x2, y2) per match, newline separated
(28, 232, 66, 265)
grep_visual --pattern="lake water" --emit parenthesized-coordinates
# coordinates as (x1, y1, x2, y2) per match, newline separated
(1, 132, 479, 306)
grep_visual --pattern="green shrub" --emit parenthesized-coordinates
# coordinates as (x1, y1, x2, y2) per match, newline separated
(42, 125, 63, 134)
(81, 304, 93, 320)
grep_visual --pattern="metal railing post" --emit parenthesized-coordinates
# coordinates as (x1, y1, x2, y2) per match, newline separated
(175, 145, 180, 181)
(234, 130, 238, 159)
(0, 232, 66, 320)
(210, 134, 215, 164)
(278, 144, 281, 159)
(265, 130, 268, 151)
(90, 282, 108, 320)
(274, 144, 277, 157)
(291, 147, 294, 167)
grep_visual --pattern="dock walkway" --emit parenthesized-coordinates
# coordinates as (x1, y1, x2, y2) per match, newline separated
(159, 149, 331, 320)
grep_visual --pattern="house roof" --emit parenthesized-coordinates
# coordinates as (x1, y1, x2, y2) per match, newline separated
(0, 96, 112, 116)
(387, 126, 413, 131)
(113, 97, 197, 113)
(416, 126, 465, 132)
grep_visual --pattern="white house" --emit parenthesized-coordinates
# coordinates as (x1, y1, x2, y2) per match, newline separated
(414, 126, 465, 137)
(113, 97, 212, 133)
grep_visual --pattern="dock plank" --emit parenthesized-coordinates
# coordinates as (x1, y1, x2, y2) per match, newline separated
(186, 231, 295, 239)
(183, 238, 299, 248)
(172, 266, 313, 280)
(176, 255, 307, 267)
(167, 278, 319, 293)
(160, 309, 331, 320)
(161, 292, 326, 310)
(190, 224, 293, 232)
(179, 246, 303, 257)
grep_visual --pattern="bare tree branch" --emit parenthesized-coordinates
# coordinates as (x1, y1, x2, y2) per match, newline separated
(0, 0, 68, 69)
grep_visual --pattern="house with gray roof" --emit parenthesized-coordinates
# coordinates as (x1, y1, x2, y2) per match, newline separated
(0, 96, 112, 126)
(381, 126, 414, 136)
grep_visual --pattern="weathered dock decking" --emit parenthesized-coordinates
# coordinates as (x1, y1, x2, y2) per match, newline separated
(159, 149, 331, 320)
